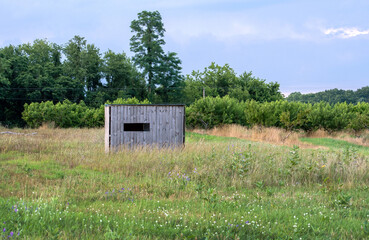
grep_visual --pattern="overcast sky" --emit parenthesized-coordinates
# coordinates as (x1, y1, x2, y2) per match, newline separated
(1, 0, 369, 94)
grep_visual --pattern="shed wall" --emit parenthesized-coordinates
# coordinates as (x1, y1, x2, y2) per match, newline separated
(105, 105, 185, 151)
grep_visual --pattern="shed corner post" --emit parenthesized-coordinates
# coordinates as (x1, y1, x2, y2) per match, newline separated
(183, 105, 186, 146)
(104, 105, 111, 153)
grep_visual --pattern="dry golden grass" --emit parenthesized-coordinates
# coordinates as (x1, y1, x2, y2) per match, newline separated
(192, 124, 320, 148)
(307, 128, 369, 147)
(191, 124, 369, 149)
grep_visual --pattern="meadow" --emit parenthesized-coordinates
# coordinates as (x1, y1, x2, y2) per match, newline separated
(1, 126, 369, 239)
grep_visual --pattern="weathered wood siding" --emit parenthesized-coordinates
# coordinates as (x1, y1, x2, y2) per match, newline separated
(105, 105, 185, 151)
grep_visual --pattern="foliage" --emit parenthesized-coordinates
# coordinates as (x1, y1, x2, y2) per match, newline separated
(154, 52, 184, 103)
(22, 97, 150, 128)
(101, 50, 146, 103)
(287, 86, 369, 104)
(186, 96, 246, 129)
(1, 20, 279, 127)
(187, 96, 369, 132)
(184, 62, 283, 104)
(0, 30, 183, 126)
(0, 40, 70, 127)
(130, 11, 184, 103)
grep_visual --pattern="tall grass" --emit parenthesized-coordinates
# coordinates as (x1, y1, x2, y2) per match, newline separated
(1, 128, 369, 239)
(195, 124, 369, 148)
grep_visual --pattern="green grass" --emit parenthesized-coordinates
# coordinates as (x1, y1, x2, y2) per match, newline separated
(300, 137, 369, 154)
(186, 131, 247, 143)
(2, 188, 369, 239)
(1, 129, 369, 239)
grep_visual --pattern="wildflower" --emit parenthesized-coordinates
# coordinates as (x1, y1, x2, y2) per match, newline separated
(3, 228, 5, 232)
(322, 165, 326, 168)
(10, 231, 14, 237)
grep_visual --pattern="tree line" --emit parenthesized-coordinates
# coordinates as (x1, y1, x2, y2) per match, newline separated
(22, 96, 369, 133)
(0, 11, 282, 127)
(287, 87, 369, 104)
(186, 96, 369, 133)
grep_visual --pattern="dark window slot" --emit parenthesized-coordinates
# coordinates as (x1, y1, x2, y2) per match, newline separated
(124, 123, 150, 131)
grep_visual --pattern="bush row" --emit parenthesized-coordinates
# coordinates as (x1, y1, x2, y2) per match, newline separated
(22, 98, 149, 128)
(186, 97, 369, 132)
(22, 96, 369, 132)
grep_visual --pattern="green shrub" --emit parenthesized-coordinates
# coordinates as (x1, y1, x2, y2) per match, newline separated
(22, 98, 150, 128)
(187, 96, 369, 132)
(22, 96, 369, 131)
(186, 96, 246, 129)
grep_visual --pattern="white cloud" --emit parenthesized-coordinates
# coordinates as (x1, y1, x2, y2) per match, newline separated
(165, 13, 312, 45)
(323, 27, 369, 38)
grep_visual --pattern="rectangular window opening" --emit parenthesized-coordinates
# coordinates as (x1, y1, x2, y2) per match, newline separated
(124, 123, 150, 132)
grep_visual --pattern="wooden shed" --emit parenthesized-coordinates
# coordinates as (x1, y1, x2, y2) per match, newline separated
(105, 104, 185, 151)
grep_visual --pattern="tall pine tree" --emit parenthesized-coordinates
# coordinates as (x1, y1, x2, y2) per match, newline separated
(130, 11, 183, 103)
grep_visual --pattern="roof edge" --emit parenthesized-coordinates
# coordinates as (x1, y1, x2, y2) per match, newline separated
(105, 104, 185, 106)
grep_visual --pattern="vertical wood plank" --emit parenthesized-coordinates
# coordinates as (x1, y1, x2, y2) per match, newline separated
(133, 106, 137, 146)
(173, 106, 178, 146)
(141, 106, 145, 145)
(167, 106, 174, 145)
(123, 106, 127, 146)
(155, 106, 159, 147)
(155, 106, 158, 146)
(172, 106, 177, 146)
(157, 106, 161, 147)
(183, 106, 185, 145)
(163, 106, 169, 147)
(110, 106, 113, 149)
(178, 106, 183, 146)
(150, 106, 156, 146)
(121, 106, 124, 150)
(117, 106, 121, 150)
(126, 106, 130, 147)
(137, 106, 143, 145)
(175, 106, 181, 146)
(143, 106, 147, 146)
(104, 105, 110, 152)
(110, 106, 114, 149)
(176, 106, 179, 146)
(163, 106, 167, 147)
(114, 106, 118, 149)
(132, 106, 136, 146)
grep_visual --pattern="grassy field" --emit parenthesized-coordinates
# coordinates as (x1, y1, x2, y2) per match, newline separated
(300, 137, 369, 155)
(1, 128, 369, 239)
